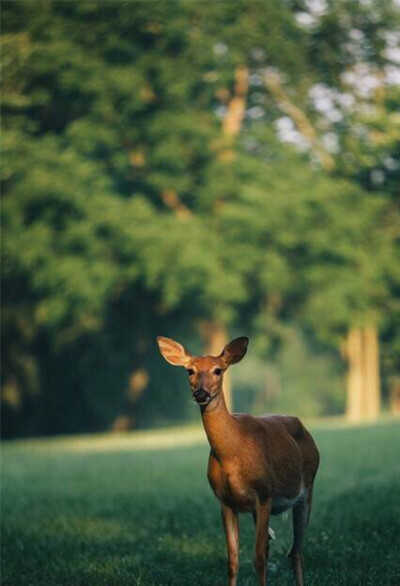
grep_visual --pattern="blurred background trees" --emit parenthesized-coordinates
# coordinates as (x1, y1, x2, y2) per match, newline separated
(2, 0, 399, 438)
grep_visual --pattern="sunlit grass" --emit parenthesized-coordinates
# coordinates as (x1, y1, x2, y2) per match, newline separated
(3, 424, 206, 454)
(2, 418, 400, 585)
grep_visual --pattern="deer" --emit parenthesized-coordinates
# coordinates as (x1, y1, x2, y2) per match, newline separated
(157, 335, 320, 586)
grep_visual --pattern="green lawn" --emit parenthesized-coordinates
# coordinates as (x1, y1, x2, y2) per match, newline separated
(2, 419, 400, 585)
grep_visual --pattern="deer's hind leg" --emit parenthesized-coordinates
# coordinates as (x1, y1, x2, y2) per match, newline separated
(287, 489, 313, 586)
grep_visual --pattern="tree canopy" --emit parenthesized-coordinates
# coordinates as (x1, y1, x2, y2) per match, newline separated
(2, 0, 399, 437)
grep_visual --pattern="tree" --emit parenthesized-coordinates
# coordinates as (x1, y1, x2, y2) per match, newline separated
(2, 0, 399, 436)
(291, 0, 400, 420)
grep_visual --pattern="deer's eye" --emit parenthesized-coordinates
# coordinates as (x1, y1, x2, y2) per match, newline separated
(214, 368, 222, 376)
(187, 369, 195, 376)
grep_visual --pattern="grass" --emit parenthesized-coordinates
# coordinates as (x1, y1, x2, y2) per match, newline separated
(2, 418, 400, 585)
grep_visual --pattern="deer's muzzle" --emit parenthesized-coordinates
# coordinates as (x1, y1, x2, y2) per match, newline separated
(193, 388, 210, 404)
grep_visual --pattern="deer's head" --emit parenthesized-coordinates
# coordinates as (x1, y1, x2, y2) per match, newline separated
(157, 336, 248, 407)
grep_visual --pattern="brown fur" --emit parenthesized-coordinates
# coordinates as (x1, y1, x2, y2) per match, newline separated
(157, 336, 320, 586)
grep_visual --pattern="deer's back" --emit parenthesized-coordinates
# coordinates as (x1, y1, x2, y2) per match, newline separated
(260, 414, 319, 482)
(234, 413, 320, 482)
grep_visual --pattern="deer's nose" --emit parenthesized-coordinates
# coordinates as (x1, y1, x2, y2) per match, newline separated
(193, 388, 210, 404)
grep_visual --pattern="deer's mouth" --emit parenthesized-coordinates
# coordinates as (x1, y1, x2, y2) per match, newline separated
(193, 389, 211, 405)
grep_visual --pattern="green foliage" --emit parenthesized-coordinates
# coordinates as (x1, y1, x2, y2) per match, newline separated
(217, 149, 397, 344)
(233, 328, 345, 417)
(1, 0, 399, 436)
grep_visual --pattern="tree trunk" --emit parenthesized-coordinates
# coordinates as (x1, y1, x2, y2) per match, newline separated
(222, 66, 248, 139)
(389, 377, 400, 414)
(345, 328, 364, 422)
(264, 70, 335, 171)
(362, 326, 381, 418)
(198, 67, 249, 414)
(345, 326, 381, 421)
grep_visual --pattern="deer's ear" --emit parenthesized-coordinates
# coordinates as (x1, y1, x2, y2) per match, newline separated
(157, 337, 192, 367)
(221, 337, 249, 366)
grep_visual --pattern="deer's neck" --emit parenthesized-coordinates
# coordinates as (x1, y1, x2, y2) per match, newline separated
(200, 390, 239, 460)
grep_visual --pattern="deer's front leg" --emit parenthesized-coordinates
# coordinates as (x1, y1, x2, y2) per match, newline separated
(254, 499, 272, 586)
(221, 504, 239, 586)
